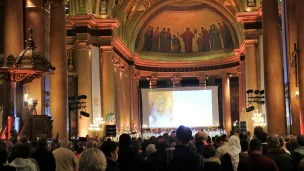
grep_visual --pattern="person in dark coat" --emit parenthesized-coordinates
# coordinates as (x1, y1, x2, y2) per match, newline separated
(30, 137, 56, 171)
(166, 125, 201, 171)
(117, 134, 144, 171)
(100, 141, 120, 171)
(264, 135, 293, 171)
(145, 136, 168, 171)
(292, 135, 304, 169)
(0, 149, 16, 171)
(202, 145, 221, 171)
(238, 138, 279, 171)
(253, 126, 268, 155)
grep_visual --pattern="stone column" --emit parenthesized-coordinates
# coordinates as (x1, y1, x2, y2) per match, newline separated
(245, 39, 258, 91)
(149, 76, 158, 88)
(4, 0, 23, 61)
(76, 43, 92, 137)
(287, 0, 300, 135)
(171, 76, 182, 88)
(222, 75, 232, 134)
(100, 46, 116, 125)
(238, 56, 246, 121)
(50, 0, 68, 139)
(24, 0, 49, 115)
(263, 0, 286, 135)
(297, 0, 304, 133)
(130, 66, 140, 129)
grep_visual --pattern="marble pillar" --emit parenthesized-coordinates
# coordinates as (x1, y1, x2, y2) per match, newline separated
(114, 64, 122, 132)
(24, 0, 49, 115)
(76, 44, 92, 137)
(130, 66, 140, 129)
(263, 0, 286, 135)
(4, 0, 23, 61)
(222, 75, 232, 134)
(287, 0, 300, 135)
(245, 40, 258, 132)
(101, 47, 116, 125)
(297, 0, 304, 133)
(238, 56, 246, 121)
(50, 0, 68, 139)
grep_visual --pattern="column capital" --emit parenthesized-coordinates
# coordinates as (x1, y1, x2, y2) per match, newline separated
(100, 46, 113, 51)
(245, 39, 258, 46)
(221, 73, 231, 79)
(171, 75, 182, 82)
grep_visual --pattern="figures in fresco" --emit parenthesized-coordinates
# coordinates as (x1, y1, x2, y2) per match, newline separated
(164, 28, 172, 52)
(152, 27, 160, 52)
(141, 21, 234, 53)
(143, 26, 153, 51)
(201, 27, 211, 52)
(172, 34, 181, 52)
(181, 27, 195, 53)
(159, 27, 166, 52)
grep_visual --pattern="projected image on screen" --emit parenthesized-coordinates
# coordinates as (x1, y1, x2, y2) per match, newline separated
(141, 87, 219, 128)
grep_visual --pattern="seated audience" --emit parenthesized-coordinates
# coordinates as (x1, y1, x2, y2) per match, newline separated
(30, 137, 56, 171)
(202, 145, 221, 171)
(221, 135, 241, 171)
(238, 138, 279, 171)
(166, 125, 201, 171)
(100, 141, 120, 171)
(78, 148, 107, 171)
(0, 149, 16, 171)
(9, 143, 39, 171)
(52, 140, 77, 171)
(264, 135, 293, 171)
(117, 134, 144, 171)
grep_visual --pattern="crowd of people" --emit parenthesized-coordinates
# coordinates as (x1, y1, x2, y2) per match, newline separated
(1, 125, 304, 171)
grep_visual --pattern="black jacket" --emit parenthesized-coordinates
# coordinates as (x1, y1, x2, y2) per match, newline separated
(264, 149, 293, 171)
(0, 165, 16, 171)
(30, 146, 56, 171)
(106, 159, 120, 171)
(145, 150, 167, 171)
(117, 145, 144, 171)
(167, 145, 201, 171)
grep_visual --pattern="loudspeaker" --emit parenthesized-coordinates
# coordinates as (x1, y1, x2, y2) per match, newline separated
(106, 125, 117, 137)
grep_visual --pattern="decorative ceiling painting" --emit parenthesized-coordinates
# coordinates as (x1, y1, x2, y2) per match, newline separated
(135, 3, 239, 61)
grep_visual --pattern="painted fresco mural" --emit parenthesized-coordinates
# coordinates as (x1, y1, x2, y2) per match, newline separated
(135, 5, 239, 60)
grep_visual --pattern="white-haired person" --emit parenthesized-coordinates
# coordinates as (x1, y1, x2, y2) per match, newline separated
(53, 140, 77, 171)
(78, 148, 107, 171)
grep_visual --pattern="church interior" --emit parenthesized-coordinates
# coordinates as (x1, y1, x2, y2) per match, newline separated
(0, 0, 303, 141)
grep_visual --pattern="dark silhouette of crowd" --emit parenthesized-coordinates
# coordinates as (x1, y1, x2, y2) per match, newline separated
(2, 125, 304, 171)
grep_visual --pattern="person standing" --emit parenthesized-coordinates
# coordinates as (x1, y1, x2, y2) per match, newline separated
(30, 137, 56, 171)
(152, 27, 160, 52)
(100, 141, 120, 171)
(52, 140, 77, 171)
(238, 139, 279, 171)
(159, 27, 166, 52)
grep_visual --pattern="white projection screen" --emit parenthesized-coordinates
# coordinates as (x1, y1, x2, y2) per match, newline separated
(141, 87, 219, 128)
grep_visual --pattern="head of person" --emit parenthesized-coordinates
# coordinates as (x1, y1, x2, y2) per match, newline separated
(239, 132, 248, 140)
(19, 136, 29, 144)
(176, 125, 192, 145)
(286, 136, 298, 152)
(163, 133, 169, 141)
(78, 148, 107, 171)
(297, 135, 304, 147)
(240, 139, 249, 152)
(0, 149, 8, 164)
(155, 136, 168, 151)
(31, 138, 38, 149)
(119, 134, 131, 148)
(249, 138, 263, 154)
(186, 27, 190, 31)
(254, 126, 264, 137)
(195, 131, 208, 143)
(100, 141, 119, 161)
(131, 139, 141, 150)
(150, 136, 157, 145)
(267, 134, 281, 150)
(86, 140, 95, 149)
(0, 141, 8, 151)
(37, 137, 48, 148)
(202, 145, 216, 159)
(60, 140, 69, 148)
(14, 143, 31, 159)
